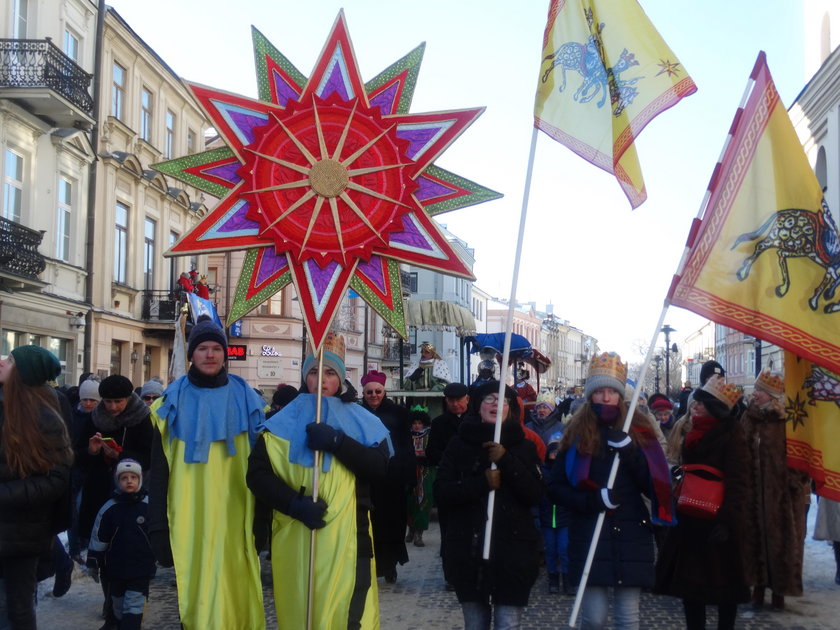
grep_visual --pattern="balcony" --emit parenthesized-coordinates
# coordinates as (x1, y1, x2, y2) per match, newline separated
(0, 216, 47, 291)
(140, 290, 183, 322)
(0, 38, 94, 128)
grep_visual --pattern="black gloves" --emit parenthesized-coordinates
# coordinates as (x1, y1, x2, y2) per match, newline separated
(587, 487, 620, 512)
(708, 524, 729, 544)
(606, 429, 633, 453)
(288, 495, 328, 529)
(150, 530, 174, 568)
(306, 422, 345, 452)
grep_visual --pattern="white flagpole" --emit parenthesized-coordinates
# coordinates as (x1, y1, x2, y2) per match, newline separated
(482, 126, 539, 560)
(306, 346, 325, 630)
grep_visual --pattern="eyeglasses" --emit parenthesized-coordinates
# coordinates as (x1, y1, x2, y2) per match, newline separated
(142, 395, 159, 402)
(481, 395, 510, 405)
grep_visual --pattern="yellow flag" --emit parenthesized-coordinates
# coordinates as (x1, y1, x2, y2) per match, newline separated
(669, 53, 840, 375)
(785, 351, 840, 501)
(534, 0, 696, 208)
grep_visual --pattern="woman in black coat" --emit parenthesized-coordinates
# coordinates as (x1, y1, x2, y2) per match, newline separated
(360, 370, 415, 583)
(0, 346, 73, 630)
(655, 375, 750, 630)
(434, 381, 542, 629)
(547, 352, 674, 630)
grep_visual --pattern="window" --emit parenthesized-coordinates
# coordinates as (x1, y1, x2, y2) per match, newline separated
(12, 0, 28, 38)
(165, 110, 176, 158)
(112, 62, 126, 119)
(140, 88, 153, 142)
(114, 202, 128, 283)
(143, 217, 156, 290)
(3, 150, 23, 222)
(407, 271, 418, 293)
(63, 28, 79, 62)
(56, 176, 72, 261)
(187, 129, 197, 154)
(47, 337, 68, 387)
(168, 231, 179, 289)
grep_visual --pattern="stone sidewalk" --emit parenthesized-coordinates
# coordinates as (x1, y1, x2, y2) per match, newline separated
(36, 507, 840, 629)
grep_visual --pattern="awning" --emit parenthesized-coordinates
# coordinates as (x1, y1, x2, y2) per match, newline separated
(406, 299, 477, 336)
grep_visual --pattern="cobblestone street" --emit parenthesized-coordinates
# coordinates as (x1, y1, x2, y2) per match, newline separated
(36, 506, 840, 629)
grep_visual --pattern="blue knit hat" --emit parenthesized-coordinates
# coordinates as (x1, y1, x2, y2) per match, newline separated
(187, 316, 227, 360)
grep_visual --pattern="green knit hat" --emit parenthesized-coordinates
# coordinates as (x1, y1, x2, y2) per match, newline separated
(10, 346, 61, 386)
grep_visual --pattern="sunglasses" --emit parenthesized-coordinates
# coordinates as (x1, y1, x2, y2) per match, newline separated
(143, 395, 159, 402)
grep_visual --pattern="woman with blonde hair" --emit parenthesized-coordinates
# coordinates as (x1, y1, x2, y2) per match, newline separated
(0, 346, 73, 629)
(548, 352, 674, 630)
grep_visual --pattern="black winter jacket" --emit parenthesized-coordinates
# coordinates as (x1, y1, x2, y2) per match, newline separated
(434, 416, 542, 607)
(547, 426, 656, 588)
(87, 488, 156, 579)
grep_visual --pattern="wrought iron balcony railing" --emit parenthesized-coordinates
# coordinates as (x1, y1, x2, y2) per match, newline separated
(140, 290, 184, 322)
(0, 216, 46, 279)
(0, 38, 94, 114)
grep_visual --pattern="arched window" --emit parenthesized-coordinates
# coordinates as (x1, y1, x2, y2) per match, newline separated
(815, 145, 827, 193)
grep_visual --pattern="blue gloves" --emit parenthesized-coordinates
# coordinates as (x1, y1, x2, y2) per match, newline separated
(288, 495, 328, 529)
(306, 422, 345, 452)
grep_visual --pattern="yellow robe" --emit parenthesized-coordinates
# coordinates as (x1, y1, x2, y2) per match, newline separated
(151, 413, 264, 630)
(264, 432, 380, 629)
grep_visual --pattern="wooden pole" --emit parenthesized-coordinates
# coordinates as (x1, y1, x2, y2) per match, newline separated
(306, 346, 325, 630)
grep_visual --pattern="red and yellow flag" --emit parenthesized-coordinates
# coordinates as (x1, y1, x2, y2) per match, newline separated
(668, 53, 840, 375)
(785, 351, 840, 501)
(534, 0, 696, 208)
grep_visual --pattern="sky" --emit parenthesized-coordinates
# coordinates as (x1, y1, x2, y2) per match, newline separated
(106, 0, 807, 362)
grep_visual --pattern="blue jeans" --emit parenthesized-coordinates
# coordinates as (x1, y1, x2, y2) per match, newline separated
(461, 602, 523, 630)
(542, 526, 569, 574)
(580, 586, 641, 630)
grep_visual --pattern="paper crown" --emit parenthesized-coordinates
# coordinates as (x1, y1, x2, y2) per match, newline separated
(701, 375, 741, 409)
(303, 331, 346, 379)
(322, 331, 345, 363)
(754, 370, 785, 399)
(584, 352, 627, 400)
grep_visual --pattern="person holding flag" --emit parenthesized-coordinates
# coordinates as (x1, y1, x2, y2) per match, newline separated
(547, 352, 674, 630)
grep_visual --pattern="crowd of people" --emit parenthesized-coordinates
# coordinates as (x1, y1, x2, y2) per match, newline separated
(1, 325, 838, 630)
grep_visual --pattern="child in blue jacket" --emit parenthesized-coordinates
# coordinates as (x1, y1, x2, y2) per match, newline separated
(87, 459, 156, 630)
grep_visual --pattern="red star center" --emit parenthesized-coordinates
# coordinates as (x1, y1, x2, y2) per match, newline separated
(239, 94, 417, 266)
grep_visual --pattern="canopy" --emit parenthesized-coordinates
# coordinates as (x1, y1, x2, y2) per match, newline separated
(407, 299, 477, 336)
(464, 333, 551, 374)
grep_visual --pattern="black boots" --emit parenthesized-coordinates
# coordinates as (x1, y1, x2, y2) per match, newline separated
(548, 573, 559, 594)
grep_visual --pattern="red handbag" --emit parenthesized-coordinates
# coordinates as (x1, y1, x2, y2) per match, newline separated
(674, 464, 724, 520)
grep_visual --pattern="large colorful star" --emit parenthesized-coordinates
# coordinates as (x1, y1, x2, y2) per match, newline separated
(156, 13, 500, 350)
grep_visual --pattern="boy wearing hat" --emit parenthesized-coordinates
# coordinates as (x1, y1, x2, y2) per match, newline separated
(148, 316, 265, 630)
(741, 371, 809, 611)
(87, 459, 156, 630)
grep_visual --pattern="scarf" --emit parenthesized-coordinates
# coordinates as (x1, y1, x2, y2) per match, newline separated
(155, 367, 264, 463)
(684, 414, 719, 451)
(92, 393, 150, 433)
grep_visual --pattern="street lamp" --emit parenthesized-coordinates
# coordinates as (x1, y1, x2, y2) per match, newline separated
(653, 355, 663, 393)
(661, 324, 676, 396)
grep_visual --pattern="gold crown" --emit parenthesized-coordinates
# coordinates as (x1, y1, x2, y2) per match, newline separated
(587, 352, 628, 383)
(754, 370, 784, 398)
(323, 331, 345, 362)
(702, 375, 741, 409)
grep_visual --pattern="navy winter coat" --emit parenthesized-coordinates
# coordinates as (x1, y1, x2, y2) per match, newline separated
(87, 488, 156, 580)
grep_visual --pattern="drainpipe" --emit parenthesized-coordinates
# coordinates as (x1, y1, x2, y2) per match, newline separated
(83, 0, 106, 373)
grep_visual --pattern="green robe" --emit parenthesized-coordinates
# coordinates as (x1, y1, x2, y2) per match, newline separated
(263, 432, 380, 629)
(151, 412, 264, 630)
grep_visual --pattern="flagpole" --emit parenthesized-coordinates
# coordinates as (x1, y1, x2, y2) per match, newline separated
(306, 346, 325, 630)
(482, 126, 539, 560)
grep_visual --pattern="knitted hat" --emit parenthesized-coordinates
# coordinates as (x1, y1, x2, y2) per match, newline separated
(271, 384, 299, 408)
(302, 331, 346, 381)
(754, 370, 784, 399)
(140, 379, 164, 398)
(99, 374, 134, 399)
(699, 360, 725, 385)
(114, 458, 143, 487)
(360, 370, 386, 387)
(78, 378, 102, 402)
(443, 382, 469, 398)
(584, 352, 627, 400)
(535, 394, 556, 412)
(648, 394, 673, 411)
(187, 316, 228, 360)
(9, 346, 61, 386)
(699, 375, 740, 410)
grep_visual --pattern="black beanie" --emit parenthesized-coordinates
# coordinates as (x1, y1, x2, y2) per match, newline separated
(99, 374, 134, 399)
(187, 316, 227, 360)
(699, 360, 725, 385)
(9, 346, 61, 386)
